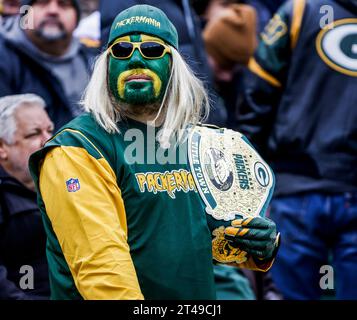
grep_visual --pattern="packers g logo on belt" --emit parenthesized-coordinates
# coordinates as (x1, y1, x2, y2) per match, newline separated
(316, 19, 357, 77)
(254, 162, 270, 187)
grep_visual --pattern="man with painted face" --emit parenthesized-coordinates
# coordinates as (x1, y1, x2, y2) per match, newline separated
(99, 0, 227, 127)
(29, 5, 279, 300)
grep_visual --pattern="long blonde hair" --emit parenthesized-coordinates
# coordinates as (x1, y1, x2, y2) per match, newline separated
(80, 46, 210, 147)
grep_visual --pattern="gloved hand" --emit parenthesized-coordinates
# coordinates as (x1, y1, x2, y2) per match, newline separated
(224, 216, 280, 262)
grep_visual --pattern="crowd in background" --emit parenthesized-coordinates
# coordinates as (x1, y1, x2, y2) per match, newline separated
(0, 0, 356, 300)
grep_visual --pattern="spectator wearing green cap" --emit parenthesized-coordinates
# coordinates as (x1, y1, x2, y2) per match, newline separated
(29, 4, 279, 300)
(99, 0, 227, 127)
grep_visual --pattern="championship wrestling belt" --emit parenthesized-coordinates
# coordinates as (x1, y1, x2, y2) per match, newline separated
(187, 125, 275, 264)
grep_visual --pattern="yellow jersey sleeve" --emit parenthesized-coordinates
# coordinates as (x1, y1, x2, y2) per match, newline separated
(39, 146, 144, 300)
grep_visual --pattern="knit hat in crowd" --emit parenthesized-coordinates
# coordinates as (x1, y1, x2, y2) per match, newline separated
(21, 0, 81, 23)
(203, 4, 257, 68)
(108, 4, 179, 49)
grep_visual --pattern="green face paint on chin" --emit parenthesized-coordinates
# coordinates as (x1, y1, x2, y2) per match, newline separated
(108, 35, 171, 105)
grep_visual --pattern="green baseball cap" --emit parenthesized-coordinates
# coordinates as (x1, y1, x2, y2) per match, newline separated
(107, 4, 179, 49)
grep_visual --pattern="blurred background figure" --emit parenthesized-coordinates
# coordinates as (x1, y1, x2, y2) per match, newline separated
(193, 0, 289, 131)
(203, 1, 257, 71)
(192, 0, 286, 34)
(237, 0, 357, 299)
(0, 0, 20, 16)
(99, 0, 227, 126)
(77, 0, 97, 17)
(0, 94, 53, 299)
(0, 0, 95, 130)
(199, 0, 258, 130)
(74, 0, 100, 49)
(0, 0, 20, 32)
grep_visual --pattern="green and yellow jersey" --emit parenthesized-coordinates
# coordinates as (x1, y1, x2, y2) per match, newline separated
(29, 112, 272, 300)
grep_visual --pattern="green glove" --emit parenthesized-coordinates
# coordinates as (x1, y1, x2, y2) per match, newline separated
(224, 217, 280, 262)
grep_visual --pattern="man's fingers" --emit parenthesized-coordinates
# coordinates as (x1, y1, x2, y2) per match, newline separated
(225, 226, 273, 241)
(225, 237, 269, 250)
(231, 217, 273, 229)
(225, 226, 249, 237)
(231, 217, 252, 227)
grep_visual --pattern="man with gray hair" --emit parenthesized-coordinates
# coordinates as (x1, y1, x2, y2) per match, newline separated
(0, 93, 52, 299)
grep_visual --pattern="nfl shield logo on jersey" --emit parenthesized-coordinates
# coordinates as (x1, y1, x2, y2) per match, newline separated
(66, 178, 81, 192)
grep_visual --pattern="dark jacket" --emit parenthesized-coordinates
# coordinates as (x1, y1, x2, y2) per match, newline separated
(99, 0, 227, 126)
(0, 22, 95, 131)
(0, 166, 50, 299)
(237, 0, 357, 195)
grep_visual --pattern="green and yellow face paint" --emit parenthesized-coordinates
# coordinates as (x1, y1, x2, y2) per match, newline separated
(108, 34, 172, 105)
